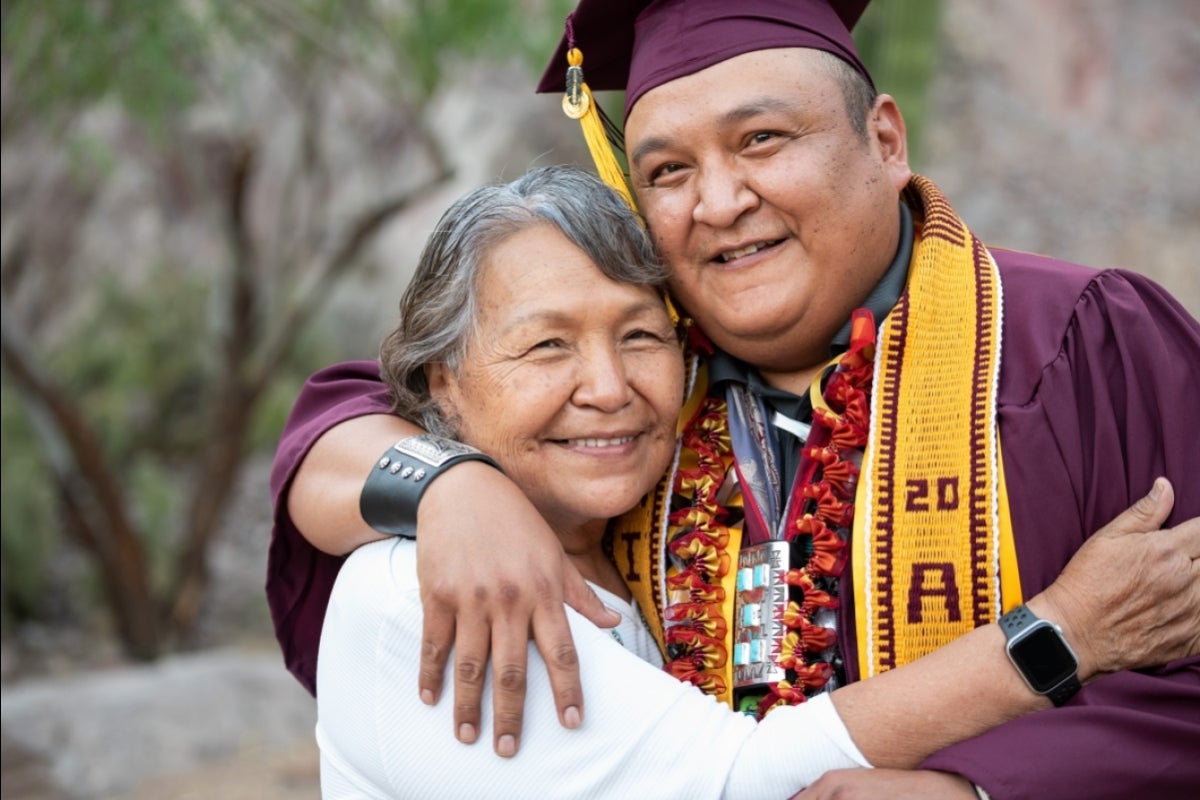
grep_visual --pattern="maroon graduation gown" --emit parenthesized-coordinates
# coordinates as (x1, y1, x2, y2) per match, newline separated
(266, 251, 1200, 798)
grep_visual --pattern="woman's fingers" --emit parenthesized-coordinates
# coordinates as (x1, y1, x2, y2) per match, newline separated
(450, 613, 492, 745)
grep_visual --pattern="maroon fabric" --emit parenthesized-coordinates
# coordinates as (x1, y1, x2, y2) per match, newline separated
(265, 254, 1200, 795)
(266, 360, 391, 695)
(535, 0, 873, 118)
(917, 251, 1200, 799)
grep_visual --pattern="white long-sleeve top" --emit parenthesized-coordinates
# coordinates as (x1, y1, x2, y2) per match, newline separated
(316, 538, 870, 799)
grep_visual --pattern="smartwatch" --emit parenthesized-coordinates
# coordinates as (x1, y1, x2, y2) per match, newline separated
(998, 604, 1081, 706)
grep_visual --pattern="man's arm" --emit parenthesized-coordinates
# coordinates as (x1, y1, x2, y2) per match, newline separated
(916, 260, 1200, 798)
(833, 479, 1200, 768)
(277, 374, 618, 754)
(316, 486, 1199, 799)
(288, 413, 418, 555)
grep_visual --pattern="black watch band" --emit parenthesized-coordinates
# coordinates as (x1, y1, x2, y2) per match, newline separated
(999, 604, 1082, 706)
(1045, 671, 1083, 707)
(359, 435, 501, 538)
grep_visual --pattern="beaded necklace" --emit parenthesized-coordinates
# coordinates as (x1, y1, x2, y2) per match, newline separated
(661, 311, 876, 718)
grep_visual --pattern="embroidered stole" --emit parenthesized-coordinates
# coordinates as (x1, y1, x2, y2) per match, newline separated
(611, 176, 1021, 709)
(853, 176, 1018, 677)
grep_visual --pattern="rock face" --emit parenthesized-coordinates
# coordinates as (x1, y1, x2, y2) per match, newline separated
(1, 649, 318, 800)
(923, 0, 1198, 313)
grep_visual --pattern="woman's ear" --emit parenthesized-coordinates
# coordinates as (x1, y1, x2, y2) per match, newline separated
(425, 363, 464, 437)
(426, 362, 453, 406)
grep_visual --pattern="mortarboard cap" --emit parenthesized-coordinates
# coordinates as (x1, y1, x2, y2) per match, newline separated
(537, 0, 873, 119)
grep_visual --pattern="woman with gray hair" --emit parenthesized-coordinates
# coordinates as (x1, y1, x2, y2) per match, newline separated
(313, 166, 1186, 799)
(378, 165, 669, 437)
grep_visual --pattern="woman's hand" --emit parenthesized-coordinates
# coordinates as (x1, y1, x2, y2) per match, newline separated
(416, 461, 620, 757)
(1028, 477, 1200, 679)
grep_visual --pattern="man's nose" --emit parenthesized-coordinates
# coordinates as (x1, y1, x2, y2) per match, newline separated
(692, 160, 758, 229)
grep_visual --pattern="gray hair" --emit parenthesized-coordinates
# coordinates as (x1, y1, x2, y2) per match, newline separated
(379, 165, 668, 435)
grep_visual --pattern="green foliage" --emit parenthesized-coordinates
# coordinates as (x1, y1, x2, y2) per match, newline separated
(2, 0, 205, 136)
(3, 0, 576, 137)
(0, 268, 216, 621)
(0, 380, 59, 624)
(0, 0, 580, 640)
(48, 270, 216, 463)
(853, 0, 944, 168)
(380, 0, 577, 99)
(412, 0, 576, 92)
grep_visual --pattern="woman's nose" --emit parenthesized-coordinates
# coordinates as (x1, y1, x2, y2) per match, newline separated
(572, 347, 634, 411)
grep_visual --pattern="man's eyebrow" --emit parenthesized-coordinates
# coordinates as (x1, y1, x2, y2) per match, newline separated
(629, 97, 797, 171)
(719, 97, 795, 126)
(630, 135, 673, 172)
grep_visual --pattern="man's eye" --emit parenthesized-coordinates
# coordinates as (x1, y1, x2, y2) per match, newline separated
(649, 162, 685, 183)
(531, 339, 565, 350)
(749, 131, 778, 145)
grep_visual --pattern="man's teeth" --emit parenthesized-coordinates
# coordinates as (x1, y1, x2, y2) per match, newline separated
(566, 436, 635, 448)
(720, 242, 772, 262)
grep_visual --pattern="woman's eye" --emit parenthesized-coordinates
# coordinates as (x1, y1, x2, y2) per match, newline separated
(749, 131, 778, 145)
(531, 339, 564, 350)
(625, 328, 668, 343)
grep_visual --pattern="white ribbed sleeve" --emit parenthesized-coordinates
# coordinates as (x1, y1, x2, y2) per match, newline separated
(316, 538, 870, 799)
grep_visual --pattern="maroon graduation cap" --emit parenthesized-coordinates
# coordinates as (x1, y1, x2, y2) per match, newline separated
(536, 0, 874, 119)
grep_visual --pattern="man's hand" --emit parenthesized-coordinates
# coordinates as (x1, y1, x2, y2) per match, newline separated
(416, 461, 620, 757)
(1028, 477, 1200, 678)
(795, 768, 976, 799)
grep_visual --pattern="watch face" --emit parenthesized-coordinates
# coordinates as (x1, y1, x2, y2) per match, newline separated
(1011, 623, 1078, 693)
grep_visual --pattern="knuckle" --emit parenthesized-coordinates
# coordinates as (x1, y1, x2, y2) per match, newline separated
(550, 643, 580, 669)
(424, 577, 456, 604)
(530, 573, 555, 600)
(496, 580, 521, 608)
(421, 639, 445, 663)
(495, 709, 523, 730)
(555, 685, 583, 708)
(496, 666, 527, 693)
(1132, 493, 1156, 518)
(456, 659, 485, 686)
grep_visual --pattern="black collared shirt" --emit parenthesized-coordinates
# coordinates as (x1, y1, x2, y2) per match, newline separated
(707, 203, 913, 493)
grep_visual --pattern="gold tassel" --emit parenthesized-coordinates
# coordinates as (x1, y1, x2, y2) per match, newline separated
(560, 45, 685, 329)
(561, 47, 637, 212)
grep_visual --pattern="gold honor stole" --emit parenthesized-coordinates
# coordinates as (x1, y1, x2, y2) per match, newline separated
(853, 176, 1020, 677)
(612, 176, 1022, 705)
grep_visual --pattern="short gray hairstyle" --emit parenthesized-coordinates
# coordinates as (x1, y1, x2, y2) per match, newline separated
(379, 165, 668, 435)
(816, 49, 878, 139)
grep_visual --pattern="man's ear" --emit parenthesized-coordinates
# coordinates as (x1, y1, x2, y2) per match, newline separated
(871, 94, 913, 192)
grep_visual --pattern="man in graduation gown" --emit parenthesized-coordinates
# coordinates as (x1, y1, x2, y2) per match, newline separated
(266, 1, 1200, 797)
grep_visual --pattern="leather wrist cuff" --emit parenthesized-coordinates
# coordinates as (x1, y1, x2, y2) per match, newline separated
(359, 434, 501, 538)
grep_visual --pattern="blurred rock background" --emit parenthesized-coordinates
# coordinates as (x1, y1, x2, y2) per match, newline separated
(1, 2, 1195, 798)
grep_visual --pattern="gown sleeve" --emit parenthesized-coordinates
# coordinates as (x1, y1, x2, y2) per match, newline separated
(919, 266, 1200, 799)
(265, 360, 392, 695)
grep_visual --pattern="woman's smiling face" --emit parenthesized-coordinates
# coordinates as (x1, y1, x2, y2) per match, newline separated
(429, 223, 684, 535)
